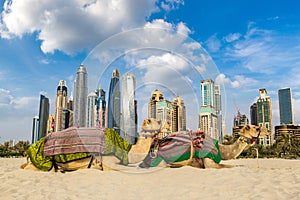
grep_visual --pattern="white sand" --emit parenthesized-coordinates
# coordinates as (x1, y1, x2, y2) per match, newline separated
(0, 158, 299, 200)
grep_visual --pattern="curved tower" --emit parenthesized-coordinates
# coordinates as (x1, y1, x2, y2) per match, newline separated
(73, 64, 88, 127)
(121, 74, 137, 144)
(107, 69, 120, 133)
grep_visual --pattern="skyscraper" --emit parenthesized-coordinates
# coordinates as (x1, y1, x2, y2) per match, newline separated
(214, 85, 223, 142)
(199, 79, 219, 140)
(232, 111, 249, 138)
(107, 69, 121, 133)
(250, 103, 258, 126)
(256, 88, 273, 145)
(172, 96, 186, 132)
(278, 88, 294, 124)
(31, 116, 39, 144)
(95, 87, 106, 128)
(86, 92, 98, 127)
(54, 80, 68, 131)
(120, 74, 137, 144)
(156, 100, 173, 133)
(73, 64, 88, 127)
(38, 94, 49, 140)
(148, 90, 164, 119)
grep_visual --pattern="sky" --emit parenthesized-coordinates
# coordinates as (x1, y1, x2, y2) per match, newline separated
(1, 0, 300, 142)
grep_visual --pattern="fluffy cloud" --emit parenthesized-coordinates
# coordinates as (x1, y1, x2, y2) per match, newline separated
(0, 0, 186, 54)
(205, 34, 221, 52)
(224, 33, 241, 43)
(215, 74, 258, 89)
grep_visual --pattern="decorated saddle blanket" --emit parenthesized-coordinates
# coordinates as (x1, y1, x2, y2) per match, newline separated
(27, 128, 132, 171)
(44, 127, 106, 156)
(141, 132, 221, 167)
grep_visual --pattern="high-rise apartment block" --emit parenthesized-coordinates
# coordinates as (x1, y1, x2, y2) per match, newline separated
(172, 96, 186, 132)
(255, 88, 273, 145)
(73, 65, 88, 127)
(232, 111, 249, 138)
(120, 74, 137, 144)
(54, 80, 68, 131)
(31, 116, 39, 144)
(95, 87, 106, 128)
(86, 92, 98, 127)
(278, 88, 294, 124)
(147, 90, 186, 135)
(107, 69, 121, 133)
(37, 94, 49, 140)
(199, 79, 222, 141)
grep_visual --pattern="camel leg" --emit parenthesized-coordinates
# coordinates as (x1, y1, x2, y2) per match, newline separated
(203, 158, 235, 169)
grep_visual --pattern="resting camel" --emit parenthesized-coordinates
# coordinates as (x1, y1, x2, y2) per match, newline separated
(138, 119, 268, 169)
(21, 118, 267, 171)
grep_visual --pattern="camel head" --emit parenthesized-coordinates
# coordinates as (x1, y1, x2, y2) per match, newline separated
(238, 124, 268, 145)
(141, 118, 162, 133)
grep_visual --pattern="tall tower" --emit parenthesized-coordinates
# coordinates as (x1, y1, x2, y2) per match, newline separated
(73, 64, 88, 127)
(31, 116, 39, 144)
(199, 79, 219, 140)
(278, 88, 294, 124)
(250, 103, 258, 125)
(38, 94, 49, 140)
(86, 92, 98, 127)
(121, 74, 137, 144)
(148, 90, 164, 119)
(107, 69, 121, 133)
(256, 88, 273, 145)
(214, 85, 223, 142)
(95, 87, 106, 128)
(54, 80, 68, 131)
(232, 111, 249, 138)
(172, 96, 186, 132)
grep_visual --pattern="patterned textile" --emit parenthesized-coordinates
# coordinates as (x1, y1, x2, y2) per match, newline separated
(103, 128, 132, 165)
(27, 128, 132, 171)
(44, 127, 106, 156)
(27, 138, 53, 171)
(141, 133, 221, 167)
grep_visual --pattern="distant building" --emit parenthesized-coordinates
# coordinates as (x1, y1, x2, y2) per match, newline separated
(275, 124, 300, 143)
(256, 88, 273, 146)
(232, 111, 249, 138)
(156, 100, 173, 133)
(95, 87, 106, 128)
(86, 92, 98, 127)
(172, 96, 186, 132)
(54, 80, 68, 131)
(31, 116, 39, 144)
(73, 64, 88, 127)
(46, 114, 55, 133)
(214, 85, 223, 142)
(250, 103, 257, 126)
(107, 69, 121, 133)
(38, 94, 49, 140)
(148, 90, 164, 119)
(278, 88, 294, 124)
(121, 74, 137, 144)
(199, 79, 220, 140)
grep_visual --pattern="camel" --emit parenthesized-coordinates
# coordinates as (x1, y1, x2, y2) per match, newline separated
(138, 120, 268, 169)
(20, 118, 159, 172)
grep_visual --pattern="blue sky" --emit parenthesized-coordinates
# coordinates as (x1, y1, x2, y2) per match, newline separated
(1, 0, 300, 142)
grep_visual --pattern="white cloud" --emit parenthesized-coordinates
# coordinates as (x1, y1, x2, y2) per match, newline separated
(205, 34, 221, 53)
(224, 33, 241, 43)
(0, 0, 171, 54)
(160, 0, 184, 12)
(0, 88, 13, 107)
(216, 74, 239, 88)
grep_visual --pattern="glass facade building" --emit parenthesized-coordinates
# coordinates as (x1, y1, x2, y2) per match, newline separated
(278, 88, 293, 124)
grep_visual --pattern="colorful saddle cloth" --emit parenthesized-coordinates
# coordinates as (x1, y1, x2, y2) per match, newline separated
(141, 132, 221, 167)
(27, 128, 132, 171)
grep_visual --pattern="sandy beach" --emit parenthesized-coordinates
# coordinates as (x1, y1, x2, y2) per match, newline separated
(0, 158, 299, 200)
